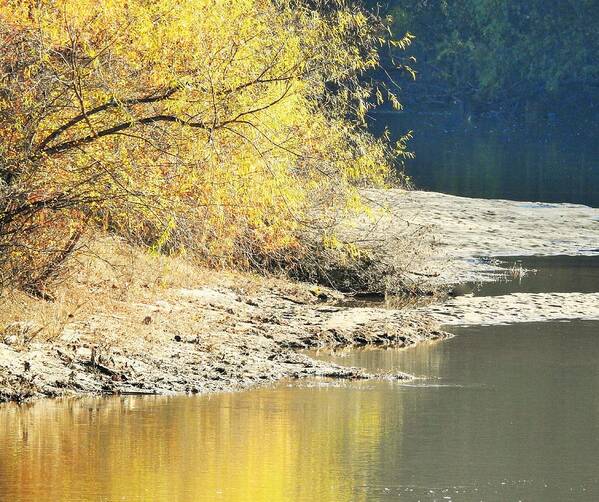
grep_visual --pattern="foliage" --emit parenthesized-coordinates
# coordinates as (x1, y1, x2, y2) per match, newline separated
(0, 0, 411, 294)
(376, 0, 599, 113)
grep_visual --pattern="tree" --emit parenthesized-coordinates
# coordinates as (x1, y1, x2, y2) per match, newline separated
(0, 0, 409, 294)
(373, 0, 599, 114)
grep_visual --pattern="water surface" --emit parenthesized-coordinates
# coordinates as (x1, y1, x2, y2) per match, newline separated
(453, 255, 599, 297)
(1, 319, 599, 501)
(371, 113, 599, 208)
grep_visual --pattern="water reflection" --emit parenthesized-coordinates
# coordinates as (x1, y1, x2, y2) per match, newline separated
(315, 321, 599, 501)
(453, 255, 599, 297)
(372, 113, 599, 208)
(0, 384, 404, 501)
(2, 321, 599, 501)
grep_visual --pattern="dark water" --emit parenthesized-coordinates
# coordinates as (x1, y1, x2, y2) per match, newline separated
(344, 256, 599, 304)
(453, 255, 599, 297)
(370, 112, 599, 208)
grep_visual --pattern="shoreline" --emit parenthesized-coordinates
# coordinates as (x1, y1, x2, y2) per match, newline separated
(2, 188, 599, 404)
(357, 189, 599, 286)
(0, 280, 449, 404)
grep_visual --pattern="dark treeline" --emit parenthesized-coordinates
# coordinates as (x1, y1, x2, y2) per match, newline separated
(369, 0, 599, 119)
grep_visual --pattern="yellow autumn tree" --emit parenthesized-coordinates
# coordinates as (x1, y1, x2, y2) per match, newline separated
(0, 0, 412, 295)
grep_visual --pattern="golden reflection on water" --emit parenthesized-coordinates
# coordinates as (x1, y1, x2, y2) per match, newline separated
(0, 372, 418, 502)
(3, 324, 599, 501)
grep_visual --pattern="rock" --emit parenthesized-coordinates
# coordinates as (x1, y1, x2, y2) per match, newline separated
(76, 346, 92, 360)
(1, 321, 38, 346)
(3, 335, 19, 346)
(154, 300, 172, 311)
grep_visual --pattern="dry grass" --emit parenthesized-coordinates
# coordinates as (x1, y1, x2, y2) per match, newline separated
(0, 232, 336, 345)
(0, 234, 231, 343)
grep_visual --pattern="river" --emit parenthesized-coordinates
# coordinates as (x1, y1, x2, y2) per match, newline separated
(1, 118, 598, 501)
(374, 112, 599, 208)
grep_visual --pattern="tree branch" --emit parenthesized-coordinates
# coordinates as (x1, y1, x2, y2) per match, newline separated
(40, 114, 210, 156)
(37, 87, 183, 151)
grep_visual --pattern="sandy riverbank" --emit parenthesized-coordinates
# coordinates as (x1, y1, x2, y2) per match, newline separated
(2, 188, 598, 403)
(0, 276, 447, 403)
(358, 189, 599, 325)
(359, 189, 599, 284)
